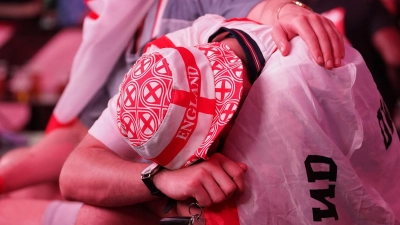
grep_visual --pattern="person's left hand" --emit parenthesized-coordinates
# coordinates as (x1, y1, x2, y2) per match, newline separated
(272, 3, 344, 70)
(153, 153, 247, 207)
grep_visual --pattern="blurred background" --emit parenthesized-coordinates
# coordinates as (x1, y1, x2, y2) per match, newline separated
(0, 0, 87, 154)
(0, 0, 399, 155)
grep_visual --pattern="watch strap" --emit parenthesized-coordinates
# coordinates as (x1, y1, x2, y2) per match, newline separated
(142, 176, 164, 196)
(141, 163, 164, 196)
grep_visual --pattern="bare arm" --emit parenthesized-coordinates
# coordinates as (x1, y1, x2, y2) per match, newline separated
(60, 134, 247, 207)
(0, 120, 86, 193)
(247, 0, 344, 70)
(60, 134, 152, 207)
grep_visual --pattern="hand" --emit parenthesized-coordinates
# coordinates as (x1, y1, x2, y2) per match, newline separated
(272, 3, 345, 70)
(153, 153, 247, 207)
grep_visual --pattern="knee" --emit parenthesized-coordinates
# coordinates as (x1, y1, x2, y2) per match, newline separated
(0, 147, 30, 169)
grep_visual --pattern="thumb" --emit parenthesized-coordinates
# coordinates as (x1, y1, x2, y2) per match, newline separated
(272, 24, 291, 56)
(238, 162, 248, 172)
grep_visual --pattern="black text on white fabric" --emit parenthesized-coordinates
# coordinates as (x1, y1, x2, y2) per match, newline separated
(304, 155, 339, 222)
(377, 99, 395, 149)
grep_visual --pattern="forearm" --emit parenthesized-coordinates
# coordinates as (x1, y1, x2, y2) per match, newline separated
(59, 134, 157, 207)
(60, 134, 247, 209)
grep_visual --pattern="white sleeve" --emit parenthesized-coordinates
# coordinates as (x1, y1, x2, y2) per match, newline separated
(89, 94, 138, 160)
(54, 0, 155, 124)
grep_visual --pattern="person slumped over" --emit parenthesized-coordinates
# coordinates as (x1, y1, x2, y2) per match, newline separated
(91, 15, 277, 170)
(61, 15, 277, 223)
(61, 15, 400, 224)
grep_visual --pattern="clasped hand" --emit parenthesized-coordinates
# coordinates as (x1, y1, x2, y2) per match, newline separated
(153, 153, 247, 207)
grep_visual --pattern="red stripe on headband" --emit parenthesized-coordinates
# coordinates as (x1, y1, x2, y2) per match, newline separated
(152, 47, 203, 166)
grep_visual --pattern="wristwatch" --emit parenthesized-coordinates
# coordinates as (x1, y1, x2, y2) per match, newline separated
(141, 163, 164, 196)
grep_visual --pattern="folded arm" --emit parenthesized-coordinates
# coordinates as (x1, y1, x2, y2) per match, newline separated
(60, 134, 246, 207)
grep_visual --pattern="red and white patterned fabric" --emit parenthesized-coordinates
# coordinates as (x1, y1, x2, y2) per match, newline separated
(117, 42, 244, 169)
(89, 15, 400, 224)
(220, 39, 400, 224)
(88, 15, 276, 161)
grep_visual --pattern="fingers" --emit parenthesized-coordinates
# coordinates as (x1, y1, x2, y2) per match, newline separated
(191, 179, 214, 207)
(194, 154, 247, 206)
(290, 14, 326, 67)
(197, 172, 230, 207)
(306, 14, 334, 69)
(307, 15, 345, 69)
(237, 162, 248, 172)
(216, 155, 246, 193)
(189, 164, 235, 207)
(271, 24, 291, 56)
(158, 154, 247, 207)
(272, 6, 346, 69)
(324, 18, 345, 65)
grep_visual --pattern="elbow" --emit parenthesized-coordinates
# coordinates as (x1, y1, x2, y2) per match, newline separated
(59, 165, 111, 206)
(59, 157, 89, 202)
(59, 166, 79, 201)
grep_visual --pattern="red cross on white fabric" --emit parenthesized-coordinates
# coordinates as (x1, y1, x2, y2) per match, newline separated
(215, 79, 232, 101)
(230, 64, 243, 79)
(122, 116, 137, 139)
(143, 81, 163, 104)
(123, 85, 136, 107)
(220, 102, 237, 122)
(154, 58, 170, 76)
(134, 57, 152, 76)
(200, 46, 220, 58)
(118, 52, 173, 147)
(139, 112, 156, 136)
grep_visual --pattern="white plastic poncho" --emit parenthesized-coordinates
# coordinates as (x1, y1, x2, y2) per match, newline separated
(92, 14, 400, 224)
(221, 37, 400, 224)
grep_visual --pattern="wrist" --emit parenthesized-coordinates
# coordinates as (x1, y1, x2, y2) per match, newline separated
(277, 1, 313, 20)
(152, 167, 165, 188)
(141, 163, 165, 196)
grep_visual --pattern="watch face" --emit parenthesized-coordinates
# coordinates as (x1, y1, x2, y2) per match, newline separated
(142, 163, 160, 175)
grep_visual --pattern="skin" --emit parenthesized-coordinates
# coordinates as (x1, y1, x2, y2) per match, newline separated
(248, 0, 344, 69)
(0, 121, 86, 193)
(0, 0, 344, 196)
(0, 1, 346, 224)
(60, 36, 250, 209)
(58, 36, 252, 225)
